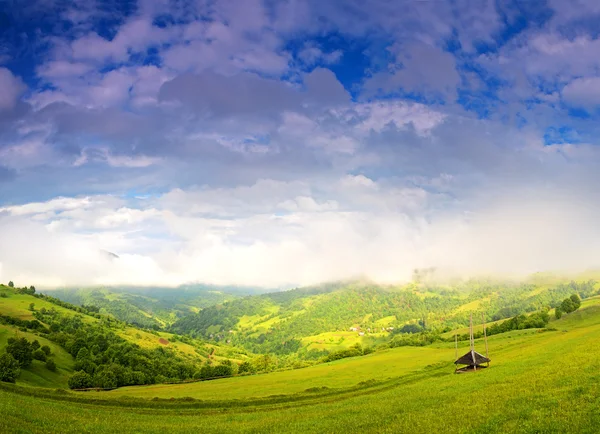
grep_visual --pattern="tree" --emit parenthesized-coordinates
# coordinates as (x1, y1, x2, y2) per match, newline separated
(238, 361, 255, 375)
(8, 281, 14, 288)
(76, 347, 90, 361)
(0, 353, 20, 383)
(29, 286, 35, 294)
(31, 340, 40, 351)
(212, 363, 234, 378)
(0, 292, 6, 298)
(198, 364, 214, 379)
(6, 337, 33, 368)
(41, 345, 51, 356)
(570, 294, 581, 310)
(45, 359, 57, 372)
(555, 308, 563, 320)
(561, 298, 575, 314)
(28, 303, 35, 312)
(68, 371, 93, 389)
(93, 370, 118, 389)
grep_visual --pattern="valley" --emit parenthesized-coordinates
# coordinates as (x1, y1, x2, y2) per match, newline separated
(1, 275, 600, 432)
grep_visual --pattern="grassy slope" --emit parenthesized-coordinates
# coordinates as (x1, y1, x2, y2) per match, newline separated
(3, 298, 600, 433)
(0, 286, 244, 387)
(0, 324, 74, 388)
(0, 285, 195, 352)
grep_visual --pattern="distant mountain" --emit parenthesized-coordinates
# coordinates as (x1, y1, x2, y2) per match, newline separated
(100, 249, 120, 260)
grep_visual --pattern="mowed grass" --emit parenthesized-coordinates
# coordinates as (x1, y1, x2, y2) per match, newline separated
(3, 298, 600, 432)
(101, 344, 452, 400)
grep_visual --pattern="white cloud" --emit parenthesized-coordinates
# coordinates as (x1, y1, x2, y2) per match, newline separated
(365, 42, 460, 100)
(352, 101, 446, 135)
(0, 67, 25, 111)
(562, 77, 600, 109)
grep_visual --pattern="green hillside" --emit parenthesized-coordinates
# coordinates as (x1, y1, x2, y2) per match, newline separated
(0, 284, 248, 389)
(47, 285, 245, 329)
(2, 295, 600, 433)
(170, 277, 599, 356)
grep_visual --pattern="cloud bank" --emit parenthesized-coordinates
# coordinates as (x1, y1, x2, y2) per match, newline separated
(1, 0, 600, 287)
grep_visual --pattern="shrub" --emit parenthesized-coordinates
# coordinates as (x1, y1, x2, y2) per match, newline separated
(0, 293, 6, 298)
(68, 371, 93, 389)
(41, 345, 51, 356)
(45, 359, 57, 372)
(238, 361, 255, 374)
(33, 349, 47, 362)
(555, 308, 563, 320)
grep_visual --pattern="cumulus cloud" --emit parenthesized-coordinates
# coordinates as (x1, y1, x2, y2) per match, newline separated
(364, 42, 460, 100)
(3, 131, 600, 289)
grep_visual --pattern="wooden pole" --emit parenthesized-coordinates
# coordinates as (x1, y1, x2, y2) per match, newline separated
(470, 313, 476, 371)
(454, 333, 458, 373)
(454, 333, 458, 360)
(482, 312, 489, 367)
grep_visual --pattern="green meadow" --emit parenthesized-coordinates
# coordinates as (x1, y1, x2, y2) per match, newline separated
(2, 297, 600, 433)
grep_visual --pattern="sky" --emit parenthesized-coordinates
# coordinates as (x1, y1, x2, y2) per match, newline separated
(2, 0, 600, 288)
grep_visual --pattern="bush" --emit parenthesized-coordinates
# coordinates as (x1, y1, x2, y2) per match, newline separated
(212, 363, 234, 378)
(45, 359, 57, 372)
(0, 293, 6, 298)
(41, 345, 51, 356)
(0, 353, 20, 383)
(238, 361, 255, 374)
(555, 308, 563, 320)
(33, 349, 47, 362)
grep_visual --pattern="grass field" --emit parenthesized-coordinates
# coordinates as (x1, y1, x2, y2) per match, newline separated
(3, 290, 600, 432)
(2, 299, 600, 432)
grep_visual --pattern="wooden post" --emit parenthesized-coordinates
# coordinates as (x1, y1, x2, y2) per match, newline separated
(482, 312, 489, 367)
(454, 333, 458, 360)
(454, 333, 458, 373)
(470, 313, 476, 371)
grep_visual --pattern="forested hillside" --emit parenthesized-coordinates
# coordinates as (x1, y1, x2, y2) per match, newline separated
(1, 275, 598, 394)
(0, 284, 250, 389)
(170, 276, 599, 356)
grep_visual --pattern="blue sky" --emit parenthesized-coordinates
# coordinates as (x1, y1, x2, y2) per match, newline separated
(2, 0, 600, 288)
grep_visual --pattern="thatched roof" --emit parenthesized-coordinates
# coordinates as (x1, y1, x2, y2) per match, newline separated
(454, 349, 490, 366)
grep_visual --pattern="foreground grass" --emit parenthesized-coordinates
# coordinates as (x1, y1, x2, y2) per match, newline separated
(3, 298, 600, 433)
